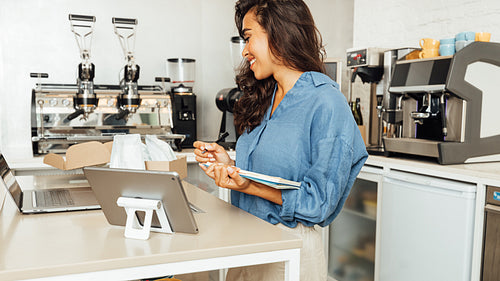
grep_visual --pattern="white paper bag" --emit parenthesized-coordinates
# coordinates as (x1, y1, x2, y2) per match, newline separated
(110, 134, 146, 170)
(145, 135, 177, 161)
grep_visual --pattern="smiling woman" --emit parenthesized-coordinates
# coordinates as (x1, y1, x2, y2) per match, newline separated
(234, 0, 326, 134)
(193, 0, 368, 280)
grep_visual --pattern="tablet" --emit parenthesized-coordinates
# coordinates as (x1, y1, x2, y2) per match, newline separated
(83, 167, 199, 234)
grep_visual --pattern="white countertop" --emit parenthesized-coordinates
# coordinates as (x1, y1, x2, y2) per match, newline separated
(0, 181, 301, 280)
(6, 150, 500, 186)
(7, 149, 237, 175)
(365, 155, 500, 187)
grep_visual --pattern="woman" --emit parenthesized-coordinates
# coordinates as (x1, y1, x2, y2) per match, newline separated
(194, 0, 368, 280)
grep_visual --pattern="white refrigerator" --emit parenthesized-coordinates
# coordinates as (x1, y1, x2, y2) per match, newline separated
(379, 170, 476, 281)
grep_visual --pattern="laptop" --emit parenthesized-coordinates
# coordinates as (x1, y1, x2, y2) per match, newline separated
(83, 166, 199, 234)
(0, 151, 100, 213)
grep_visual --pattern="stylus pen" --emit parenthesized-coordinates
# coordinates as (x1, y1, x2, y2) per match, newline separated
(201, 132, 229, 154)
(215, 132, 229, 144)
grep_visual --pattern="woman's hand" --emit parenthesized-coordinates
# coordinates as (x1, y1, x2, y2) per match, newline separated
(193, 141, 234, 165)
(199, 163, 250, 191)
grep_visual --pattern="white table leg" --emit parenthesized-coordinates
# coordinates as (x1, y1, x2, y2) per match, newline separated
(284, 248, 301, 281)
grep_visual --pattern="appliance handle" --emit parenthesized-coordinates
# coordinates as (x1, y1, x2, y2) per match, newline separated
(485, 204, 500, 215)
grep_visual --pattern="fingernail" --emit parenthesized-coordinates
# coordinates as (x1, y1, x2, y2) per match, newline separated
(227, 167, 234, 174)
(210, 158, 216, 162)
(207, 153, 213, 158)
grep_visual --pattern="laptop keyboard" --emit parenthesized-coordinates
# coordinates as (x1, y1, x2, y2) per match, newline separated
(35, 190, 75, 207)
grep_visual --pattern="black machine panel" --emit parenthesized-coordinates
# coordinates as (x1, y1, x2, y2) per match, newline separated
(390, 58, 452, 88)
(172, 94, 197, 148)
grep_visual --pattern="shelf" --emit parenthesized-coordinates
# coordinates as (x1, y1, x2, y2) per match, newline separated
(331, 244, 375, 264)
(342, 207, 376, 221)
(328, 245, 375, 281)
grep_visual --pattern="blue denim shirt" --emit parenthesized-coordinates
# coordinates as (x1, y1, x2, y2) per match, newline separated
(233, 71, 368, 227)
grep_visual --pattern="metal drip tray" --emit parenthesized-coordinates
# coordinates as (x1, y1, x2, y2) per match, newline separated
(383, 137, 440, 158)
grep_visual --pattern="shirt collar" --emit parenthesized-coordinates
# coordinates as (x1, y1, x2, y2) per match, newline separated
(308, 71, 339, 89)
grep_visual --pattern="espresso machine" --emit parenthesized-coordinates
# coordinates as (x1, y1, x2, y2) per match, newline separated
(30, 15, 185, 155)
(346, 47, 387, 153)
(383, 42, 500, 164)
(31, 81, 185, 155)
(168, 58, 197, 148)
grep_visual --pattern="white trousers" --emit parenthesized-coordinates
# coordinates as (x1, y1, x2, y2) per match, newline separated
(225, 223, 327, 281)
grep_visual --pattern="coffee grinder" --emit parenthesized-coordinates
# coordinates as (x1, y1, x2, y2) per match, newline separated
(346, 47, 387, 154)
(168, 58, 197, 148)
(214, 36, 245, 149)
(67, 14, 97, 121)
(112, 17, 141, 121)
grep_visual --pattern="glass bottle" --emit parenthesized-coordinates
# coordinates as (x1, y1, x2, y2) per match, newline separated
(356, 97, 363, 125)
(351, 98, 362, 125)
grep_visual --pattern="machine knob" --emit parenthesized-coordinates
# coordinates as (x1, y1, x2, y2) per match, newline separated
(62, 99, 71, 106)
(107, 99, 115, 106)
(49, 98, 58, 106)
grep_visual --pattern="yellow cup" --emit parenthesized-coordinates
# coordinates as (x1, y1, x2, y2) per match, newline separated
(419, 48, 439, 59)
(420, 38, 440, 49)
(475, 32, 491, 42)
(405, 49, 421, 60)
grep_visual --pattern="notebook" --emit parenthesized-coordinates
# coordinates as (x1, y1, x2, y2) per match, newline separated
(0, 151, 100, 214)
(200, 163, 301, 189)
(83, 166, 200, 234)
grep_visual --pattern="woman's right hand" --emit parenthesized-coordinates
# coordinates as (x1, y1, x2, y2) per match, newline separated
(193, 141, 234, 166)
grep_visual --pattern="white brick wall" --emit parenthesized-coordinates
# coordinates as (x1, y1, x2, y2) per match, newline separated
(354, 0, 500, 48)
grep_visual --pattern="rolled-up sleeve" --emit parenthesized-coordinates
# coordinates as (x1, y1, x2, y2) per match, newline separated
(280, 133, 366, 226)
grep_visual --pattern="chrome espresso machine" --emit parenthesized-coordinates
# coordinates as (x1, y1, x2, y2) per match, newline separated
(30, 14, 184, 155)
(383, 42, 500, 164)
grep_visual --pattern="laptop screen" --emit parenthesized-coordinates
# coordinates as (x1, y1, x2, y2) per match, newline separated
(0, 152, 23, 209)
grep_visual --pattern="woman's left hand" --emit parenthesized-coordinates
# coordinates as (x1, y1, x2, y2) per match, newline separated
(200, 163, 250, 191)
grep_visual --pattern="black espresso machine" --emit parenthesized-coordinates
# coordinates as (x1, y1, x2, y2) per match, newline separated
(383, 42, 500, 164)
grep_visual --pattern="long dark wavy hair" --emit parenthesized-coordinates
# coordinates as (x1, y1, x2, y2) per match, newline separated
(233, 0, 326, 134)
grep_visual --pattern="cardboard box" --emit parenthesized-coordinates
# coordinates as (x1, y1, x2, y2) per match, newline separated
(145, 155, 187, 180)
(44, 141, 187, 179)
(43, 141, 111, 170)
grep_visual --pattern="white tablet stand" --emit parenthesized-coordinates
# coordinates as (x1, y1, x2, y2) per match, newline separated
(116, 197, 173, 240)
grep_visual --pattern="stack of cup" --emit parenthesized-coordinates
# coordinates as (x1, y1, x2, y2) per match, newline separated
(419, 38, 440, 58)
(439, 38, 455, 56)
(455, 31, 475, 52)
